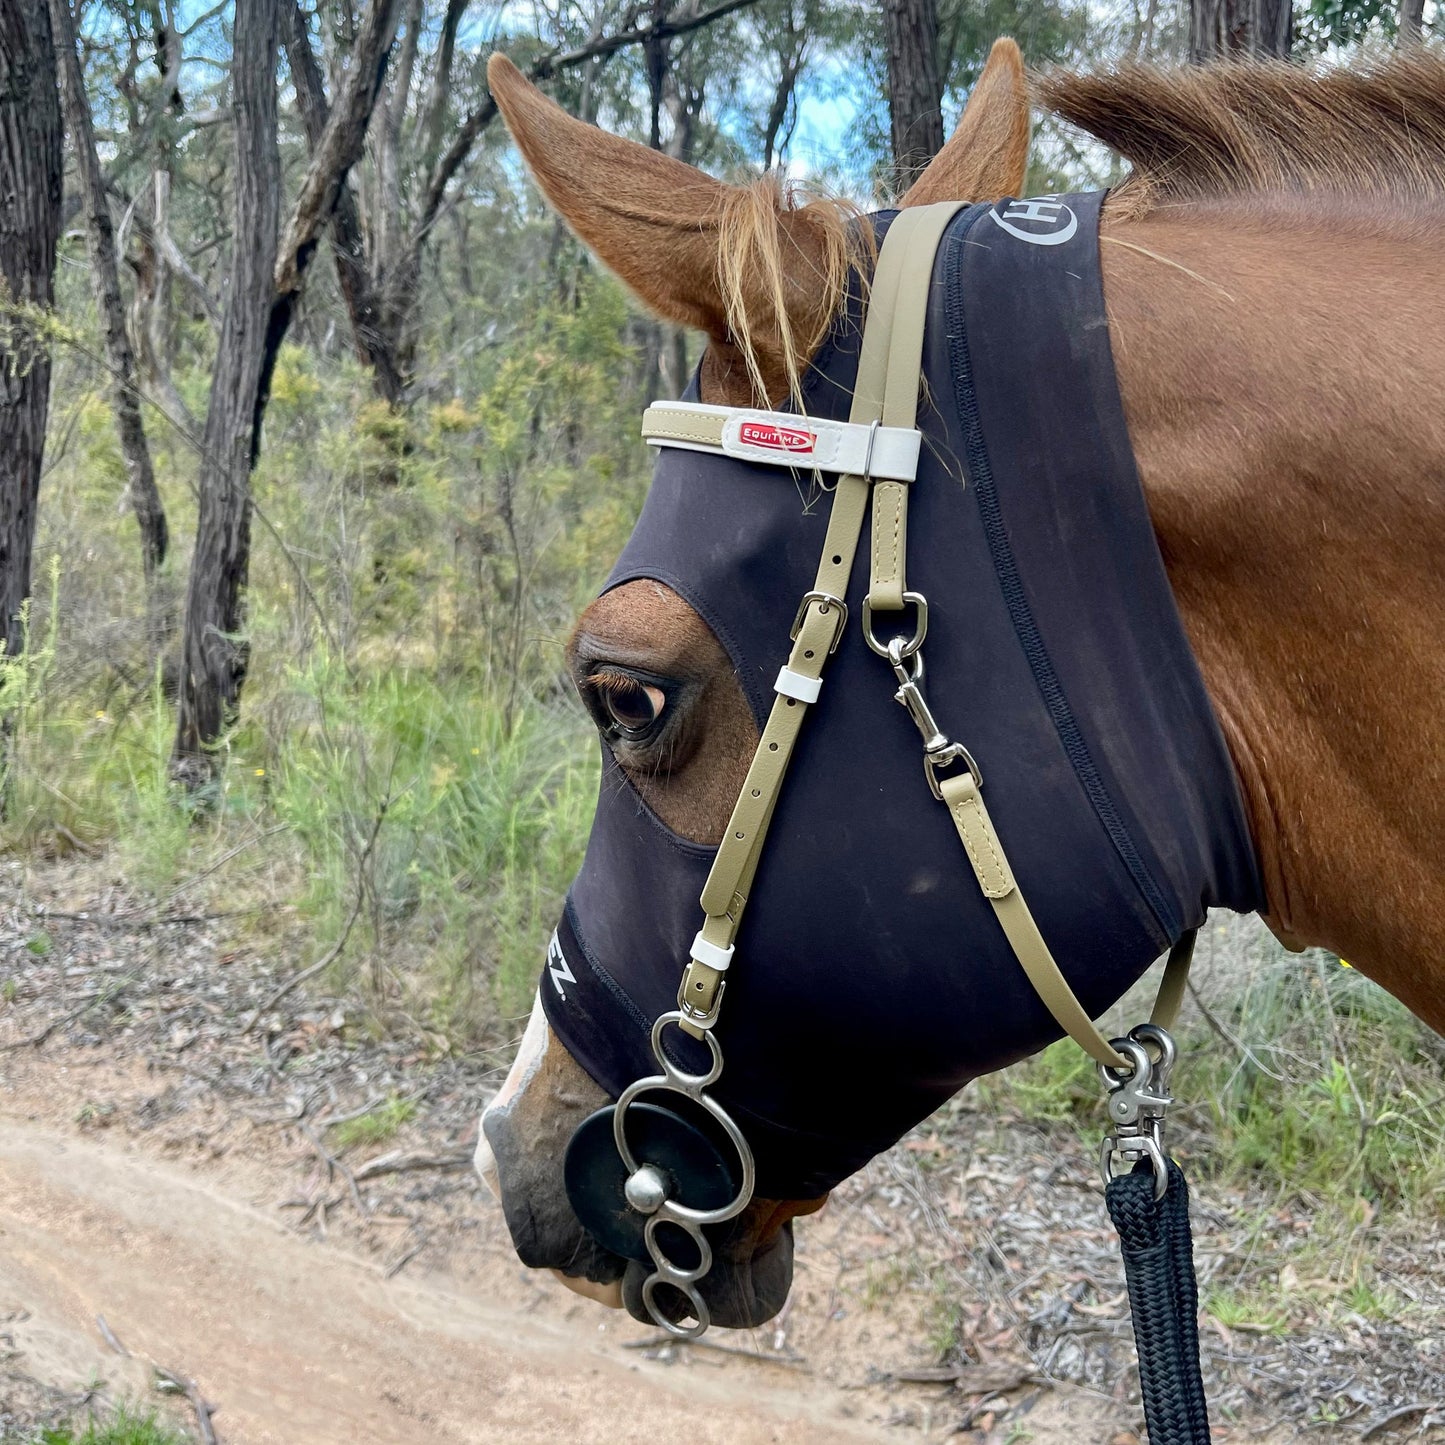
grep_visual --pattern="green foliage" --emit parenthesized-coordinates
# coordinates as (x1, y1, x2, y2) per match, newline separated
(7, 251, 635, 1045)
(330, 1094, 418, 1150)
(263, 653, 596, 1029)
(1203, 1286, 1291, 1334)
(1197, 955, 1445, 1212)
(1298, 0, 1397, 49)
(976, 1037, 1098, 1124)
(37, 1406, 191, 1445)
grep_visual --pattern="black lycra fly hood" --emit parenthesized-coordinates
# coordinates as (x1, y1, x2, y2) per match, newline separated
(541, 193, 1262, 1201)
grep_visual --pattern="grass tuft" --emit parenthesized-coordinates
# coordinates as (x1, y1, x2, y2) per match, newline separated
(330, 1094, 418, 1151)
(38, 1405, 191, 1445)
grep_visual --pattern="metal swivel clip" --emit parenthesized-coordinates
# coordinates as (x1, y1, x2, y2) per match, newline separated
(1099, 1022, 1177, 1200)
(869, 628, 982, 801)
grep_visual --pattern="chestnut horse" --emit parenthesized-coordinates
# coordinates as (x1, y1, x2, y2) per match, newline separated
(476, 41, 1445, 1328)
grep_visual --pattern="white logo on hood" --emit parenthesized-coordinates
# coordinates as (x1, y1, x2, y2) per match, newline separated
(546, 929, 576, 1000)
(989, 197, 1078, 246)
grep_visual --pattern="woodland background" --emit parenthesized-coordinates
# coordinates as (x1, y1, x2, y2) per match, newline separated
(1, 7, 1444, 1438)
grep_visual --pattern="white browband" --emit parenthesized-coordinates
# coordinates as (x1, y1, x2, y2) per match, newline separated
(642, 400, 922, 482)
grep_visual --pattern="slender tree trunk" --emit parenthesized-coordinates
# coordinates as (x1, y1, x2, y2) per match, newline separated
(761, 51, 803, 170)
(1189, 0, 1292, 59)
(1400, 0, 1425, 43)
(883, 0, 944, 192)
(0, 0, 63, 665)
(171, 0, 280, 782)
(47, 0, 170, 588)
(281, 0, 406, 403)
(174, 0, 399, 780)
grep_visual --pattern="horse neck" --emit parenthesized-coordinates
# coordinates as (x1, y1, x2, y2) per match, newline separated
(1101, 200, 1445, 1031)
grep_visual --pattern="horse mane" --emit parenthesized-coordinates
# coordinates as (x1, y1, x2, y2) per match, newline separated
(1038, 50, 1445, 213)
(714, 174, 869, 407)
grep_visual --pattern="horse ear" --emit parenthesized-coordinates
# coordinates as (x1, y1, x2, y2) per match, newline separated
(486, 54, 733, 339)
(901, 39, 1030, 207)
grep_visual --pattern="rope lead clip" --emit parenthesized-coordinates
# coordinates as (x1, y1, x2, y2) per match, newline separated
(1099, 1021, 1177, 1201)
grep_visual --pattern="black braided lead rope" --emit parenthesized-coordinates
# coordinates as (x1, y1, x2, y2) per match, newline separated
(1105, 1158, 1212, 1444)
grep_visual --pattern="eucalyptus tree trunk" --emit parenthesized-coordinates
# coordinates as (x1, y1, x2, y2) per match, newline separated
(174, 0, 399, 782)
(0, 0, 63, 666)
(1189, 0, 1292, 59)
(883, 0, 944, 193)
(1399, 0, 1425, 42)
(171, 0, 280, 784)
(281, 0, 405, 404)
(47, 0, 170, 590)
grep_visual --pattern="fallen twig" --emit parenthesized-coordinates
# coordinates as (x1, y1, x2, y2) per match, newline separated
(890, 1361, 1039, 1392)
(154, 1365, 220, 1445)
(300, 1122, 365, 1214)
(37, 903, 288, 929)
(242, 803, 390, 1031)
(351, 1149, 473, 1183)
(95, 1315, 129, 1356)
(621, 1334, 809, 1369)
(243, 940, 347, 1032)
(384, 1239, 426, 1279)
(0, 996, 99, 1053)
(1360, 1403, 1439, 1440)
(161, 822, 291, 907)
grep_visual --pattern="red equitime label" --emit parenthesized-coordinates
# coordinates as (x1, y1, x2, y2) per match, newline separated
(737, 421, 817, 455)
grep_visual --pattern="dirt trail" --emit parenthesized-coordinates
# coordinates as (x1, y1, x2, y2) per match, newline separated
(0, 1119, 888, 1445)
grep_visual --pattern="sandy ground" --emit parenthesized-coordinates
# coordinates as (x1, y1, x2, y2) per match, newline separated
(0, 1117, 876, 1445)
(0, 1102, 1128, 1445)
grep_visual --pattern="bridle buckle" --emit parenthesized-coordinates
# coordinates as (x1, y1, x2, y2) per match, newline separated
(790, 591, 849, 652)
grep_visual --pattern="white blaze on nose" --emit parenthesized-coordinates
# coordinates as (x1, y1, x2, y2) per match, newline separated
(474, 991, 551, 1200)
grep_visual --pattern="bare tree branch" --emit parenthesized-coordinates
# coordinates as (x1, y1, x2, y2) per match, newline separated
(274, 0, 403, 296)
(281, 0, 406, 399)
(418, 0, 764, 248)
(48, 0, 170, 583)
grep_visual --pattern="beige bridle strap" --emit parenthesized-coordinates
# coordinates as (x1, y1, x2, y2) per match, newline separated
(867, 208, 950, 612)
(938, 773, 1191, 1067)
(677, 203, 968, 1036)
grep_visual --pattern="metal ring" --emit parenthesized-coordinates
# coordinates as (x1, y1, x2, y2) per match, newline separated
(610, 1014, 756, 1229)
(923, 741, 983, 800)
(862, 591, 928, 659)
(642, 1272, 710, 1338)
(1128, 1021, 1178, 1077)
(1097, 1036, 1154, 1092)
(651, 1012, 724, 1089)
(644, 1212, 712, 1284)
(1099, 1130, 1169, 1201)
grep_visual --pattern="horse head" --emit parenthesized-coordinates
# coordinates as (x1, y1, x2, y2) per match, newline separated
(476, 40, 1036, 1329)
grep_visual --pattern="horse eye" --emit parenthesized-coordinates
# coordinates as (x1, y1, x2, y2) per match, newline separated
(589, 673, 667, 739)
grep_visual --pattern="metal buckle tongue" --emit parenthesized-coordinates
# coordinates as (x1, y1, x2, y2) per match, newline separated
(1099, 1022, 1177, 1200)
